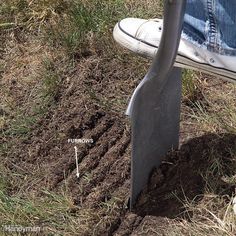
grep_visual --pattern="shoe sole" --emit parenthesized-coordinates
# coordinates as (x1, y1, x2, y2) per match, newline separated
(114, 22, 236, 84)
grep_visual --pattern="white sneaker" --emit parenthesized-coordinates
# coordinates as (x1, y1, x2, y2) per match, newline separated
(113, 18, 236, 83)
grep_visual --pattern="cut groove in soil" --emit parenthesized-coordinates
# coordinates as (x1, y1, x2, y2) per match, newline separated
(56, 121, 125, 190)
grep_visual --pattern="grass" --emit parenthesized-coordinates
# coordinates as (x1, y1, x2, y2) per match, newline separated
(1, 58, 61, 140)
(0, 191, 72, 225)
(0, 180, 125, 235)
(182, 69, 201, 100)
(0, 189, 80, 235)
(39, 59, 61, 105)
(188, 89, 236, 133)
(0, 0, 236, 235)
(42, 0, 134, 58)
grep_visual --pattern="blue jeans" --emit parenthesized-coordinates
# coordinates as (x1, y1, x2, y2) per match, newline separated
(183, 0, 236, 56)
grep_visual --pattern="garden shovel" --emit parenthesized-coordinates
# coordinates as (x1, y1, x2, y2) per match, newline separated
(127, 0, 187, 208)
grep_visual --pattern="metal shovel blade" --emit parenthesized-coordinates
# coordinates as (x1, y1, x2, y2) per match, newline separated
(128, 0, 186, 207)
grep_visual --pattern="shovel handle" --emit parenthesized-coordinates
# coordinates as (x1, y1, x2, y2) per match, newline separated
(148, 0, 186, 79)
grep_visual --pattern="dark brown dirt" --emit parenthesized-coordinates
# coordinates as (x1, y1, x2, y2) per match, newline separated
(134, 133, 236, 219)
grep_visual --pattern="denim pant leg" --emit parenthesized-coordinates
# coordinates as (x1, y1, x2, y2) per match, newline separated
(183, 0, 236, 56)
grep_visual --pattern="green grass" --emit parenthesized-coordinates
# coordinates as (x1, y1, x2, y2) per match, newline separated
(0, 0, 162, 58)
(45, 0, 128, 58)
(0, 182, 125, 235)
(189, 96, 236, 134)
(0, 0, 70, 28)
(182, 69, 203, 103)
(0, 190, 76, 233)
(6, 116, 36, 136)
(40, 59, 61, 104)
(1, 58, 61, 140)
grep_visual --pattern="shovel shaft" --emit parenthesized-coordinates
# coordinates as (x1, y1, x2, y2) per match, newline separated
(147, 0, 186, 81)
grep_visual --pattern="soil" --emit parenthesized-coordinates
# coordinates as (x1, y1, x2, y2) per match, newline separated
(3, 51, 236, 235)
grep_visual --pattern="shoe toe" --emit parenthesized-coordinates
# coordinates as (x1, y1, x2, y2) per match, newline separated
(113, 17, 163, 58)
(118, 18, 148, 37)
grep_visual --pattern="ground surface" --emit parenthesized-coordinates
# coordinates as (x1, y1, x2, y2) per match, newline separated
(1, 1, 236, 235)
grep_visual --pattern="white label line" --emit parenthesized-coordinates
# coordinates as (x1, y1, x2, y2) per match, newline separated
(74, 146, 80, 178)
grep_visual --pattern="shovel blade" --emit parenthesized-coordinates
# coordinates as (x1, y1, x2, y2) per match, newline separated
(130, 67, 182, 207)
